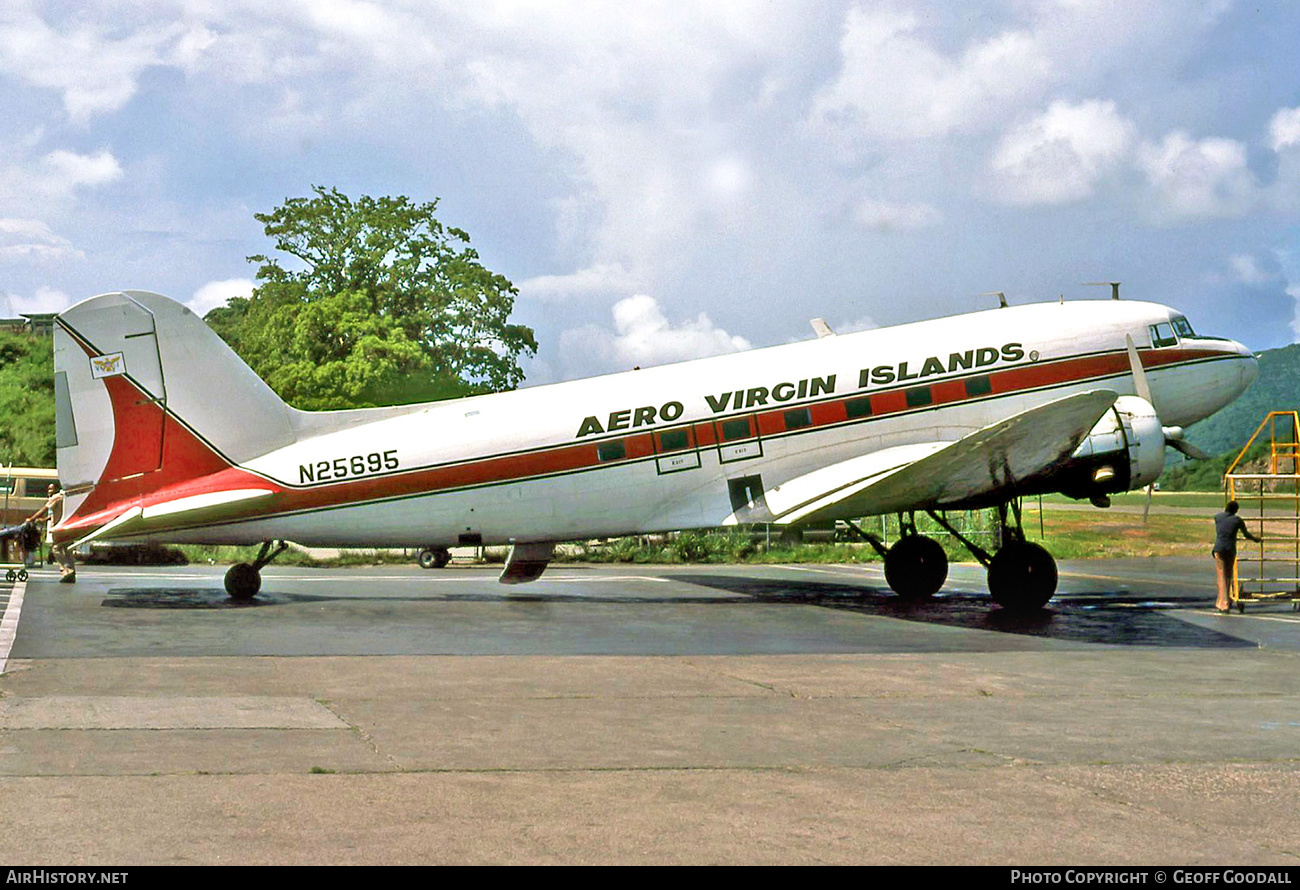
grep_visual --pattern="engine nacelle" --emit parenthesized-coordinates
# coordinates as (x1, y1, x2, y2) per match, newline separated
(1060, 396, 1166, 499)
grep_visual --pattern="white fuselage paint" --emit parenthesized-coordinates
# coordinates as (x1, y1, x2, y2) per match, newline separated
(138, 301, 1253, 548)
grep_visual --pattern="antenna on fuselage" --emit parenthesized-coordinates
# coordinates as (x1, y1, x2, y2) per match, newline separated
(980, 291, 1008, 308)
(1084, 281, 1121, 300)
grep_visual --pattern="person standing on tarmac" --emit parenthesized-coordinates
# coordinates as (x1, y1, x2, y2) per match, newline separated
(1213, 500, 1259, 613)
(27, 483, 75, 583)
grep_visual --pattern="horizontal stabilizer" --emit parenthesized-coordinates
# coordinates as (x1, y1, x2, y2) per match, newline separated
(141, 489, 277, 522)
(767, 389, 1119, 525)
(71, 506, 143, 549)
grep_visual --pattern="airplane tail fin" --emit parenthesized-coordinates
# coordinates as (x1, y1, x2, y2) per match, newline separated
(53, 290, 296, 534)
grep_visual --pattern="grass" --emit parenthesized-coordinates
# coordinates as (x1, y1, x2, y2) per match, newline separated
(1041, 490, 1225, 510)
(1017, 506, 1210, 559)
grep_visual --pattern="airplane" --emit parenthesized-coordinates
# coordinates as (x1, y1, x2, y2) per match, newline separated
(49, 290, 1256, 611)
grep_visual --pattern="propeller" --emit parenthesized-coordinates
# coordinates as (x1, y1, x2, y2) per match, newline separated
(1124, 333, 1153, 403)
(1163, 427, 1210, 461)
(1124, 333, 1209, 520)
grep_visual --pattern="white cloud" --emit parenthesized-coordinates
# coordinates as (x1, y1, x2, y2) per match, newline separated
(188, 278, 255, 317)
(1230, 254, 1270, 285)
(0, 148, 124, 217)
(0, 218, 81, 262)
(560, 294, 750, 376)
(811, 7, 1052, 142)
(519, 263, 643, 302)
(40, 149, 123, 189)
(989, 100, 1136, 205)
(3, 286, 74, 316)
(0, 3, 201, 122)
(853, 199, 942, 232)
(1136, 132, 1257, 222)
(1269, 106, 1300, 152)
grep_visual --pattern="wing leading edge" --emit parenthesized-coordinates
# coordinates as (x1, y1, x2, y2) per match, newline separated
(743, 389, 1120, 526)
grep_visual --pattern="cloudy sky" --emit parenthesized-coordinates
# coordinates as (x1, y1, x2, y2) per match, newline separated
(2, 0, 1299, 384)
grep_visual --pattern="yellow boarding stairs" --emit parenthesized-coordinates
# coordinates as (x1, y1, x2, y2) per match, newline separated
(1224, 411, 1300, 612)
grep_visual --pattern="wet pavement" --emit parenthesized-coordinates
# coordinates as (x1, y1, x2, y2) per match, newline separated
(1, 558, 1298, 864)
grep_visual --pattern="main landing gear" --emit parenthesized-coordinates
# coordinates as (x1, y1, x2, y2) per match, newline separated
(224, 540, 288, 601)
(846, 513, 948, 600)
(848, 502, 1059, 612)
(883, 517, 949, 600)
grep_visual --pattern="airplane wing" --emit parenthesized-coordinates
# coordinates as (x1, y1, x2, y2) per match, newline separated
(746, 389, 1119, 525)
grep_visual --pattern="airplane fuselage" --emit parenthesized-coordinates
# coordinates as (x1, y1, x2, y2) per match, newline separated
(111, 299, 1253, 548)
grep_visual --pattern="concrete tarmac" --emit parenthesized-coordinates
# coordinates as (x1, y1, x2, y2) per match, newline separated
(1, 558, 1298, 865)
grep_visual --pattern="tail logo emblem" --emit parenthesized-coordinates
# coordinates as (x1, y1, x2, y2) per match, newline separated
(90, 352, 126, 378)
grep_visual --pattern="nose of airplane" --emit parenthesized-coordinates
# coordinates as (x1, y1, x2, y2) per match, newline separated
(1236, 343, 1259, 391)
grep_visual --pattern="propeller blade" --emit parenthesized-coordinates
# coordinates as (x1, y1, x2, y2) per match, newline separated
(1167, 437, 1211, 461)
(1125, 333, 1153, 404)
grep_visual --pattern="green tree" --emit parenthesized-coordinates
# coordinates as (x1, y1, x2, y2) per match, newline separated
(0, 330, 55, 466)
(210, 187, 537, 410)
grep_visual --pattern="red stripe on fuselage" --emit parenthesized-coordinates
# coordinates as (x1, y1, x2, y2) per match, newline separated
(140, 345, 1239, 535)
(67, 342, 1239, 540)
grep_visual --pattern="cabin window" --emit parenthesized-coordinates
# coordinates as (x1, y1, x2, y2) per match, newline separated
(783, 408, 812, 430)
(905, 387, 933, 408)
(1149, 323, 1177, 348)
(845, 396, 872, 419)
(720, 418, 752, 441)
(965, 376, 992, 397)
(658, 429, 690, 452)
(1171, 316, 1196, 339)
(597, 440, 627, 462)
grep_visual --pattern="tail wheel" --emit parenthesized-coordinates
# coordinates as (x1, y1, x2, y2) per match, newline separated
(988, 541, 1058, 611)
(883, 535, 949, 600)
(418, 548, 451, 569)
(224, 562, 261, 601)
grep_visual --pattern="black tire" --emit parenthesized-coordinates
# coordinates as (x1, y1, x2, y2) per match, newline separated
(418, 548, 451, 569)
(17, 569, 27, 582)
(4, 569, 14, 582)
(883, 535, 949, 600)
(988, 541, 1058, 611)
(224, 562, 261, 600)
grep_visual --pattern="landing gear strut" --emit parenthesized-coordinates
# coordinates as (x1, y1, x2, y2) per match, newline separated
(926, 501, 1058, 612)
(224, 540, 288, 601)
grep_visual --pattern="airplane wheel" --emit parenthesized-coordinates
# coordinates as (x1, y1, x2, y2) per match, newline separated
(224, 562, 261, 601)
(17, 569, 27, 582)
(4, 569, 14, 582)
(418, 547, 451, 569)
(988, 541, 1058, 611)
(883, 535, 948, 600)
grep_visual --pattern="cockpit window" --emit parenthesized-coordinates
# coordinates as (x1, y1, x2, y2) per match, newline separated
(1171, 316, 1196, 339)
(1149, 322, 1177, 348)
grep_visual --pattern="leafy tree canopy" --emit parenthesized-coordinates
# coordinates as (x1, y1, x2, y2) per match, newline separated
(208, 186, 537, 410)
(0, 330, 55, 467)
